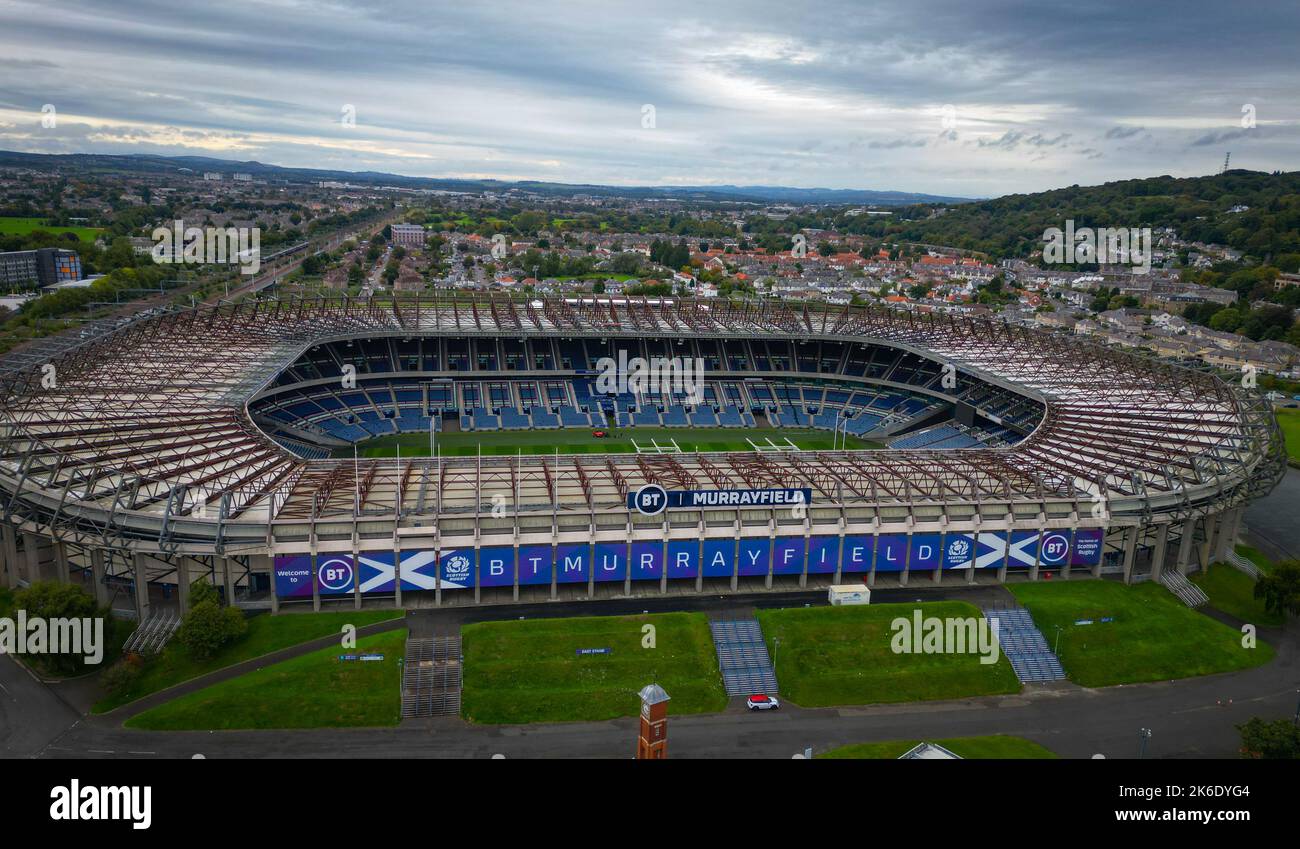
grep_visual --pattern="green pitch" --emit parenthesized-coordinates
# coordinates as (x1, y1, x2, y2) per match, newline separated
(0, 216, 103, 244)
(342, 426, 882, 458)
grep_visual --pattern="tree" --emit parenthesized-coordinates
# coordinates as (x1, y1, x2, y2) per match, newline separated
(1254, 562, 1300, 618)
(1237, 717, 1300, 759)
(11, 581, 103, 675)
(176, 580, 247, 660)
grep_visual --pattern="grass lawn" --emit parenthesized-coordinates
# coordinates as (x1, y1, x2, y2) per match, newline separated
(1191, 564, 1285, 627)
(126, 629, 405, 730)
(816, 735, 1057, 759)
(1276, 408, 1300, 464)
(347, 427, 881, 458)
(93, 610, 402, 713)
(1235, 544, 1275, 575)
(461, 612, 726, 723)
(1008, 580, 1272, 687)
(756, 602, 1022, 708)
(0, 216, 102, 243)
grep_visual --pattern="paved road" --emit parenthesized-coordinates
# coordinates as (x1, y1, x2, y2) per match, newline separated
(0, 656, 81, 758)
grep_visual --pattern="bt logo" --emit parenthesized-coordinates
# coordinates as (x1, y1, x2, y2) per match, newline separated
(318, 558, 354, 592)
(632, 484, 668, 516)
(1040, 533, 1070, 564)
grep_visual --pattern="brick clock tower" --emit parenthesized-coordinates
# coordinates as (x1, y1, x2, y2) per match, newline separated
(635, 684, 671, 759)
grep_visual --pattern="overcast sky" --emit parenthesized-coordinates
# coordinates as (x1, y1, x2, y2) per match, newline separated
(0, 0, 1296, 198)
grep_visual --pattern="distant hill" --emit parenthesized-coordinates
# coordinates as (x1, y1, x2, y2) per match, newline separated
(862, 170, 1300, 261)
(0, 150, 970, 206)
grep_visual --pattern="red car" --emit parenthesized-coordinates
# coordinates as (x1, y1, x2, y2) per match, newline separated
(746, 694, 780, 711)
(592, 430, 608, 438)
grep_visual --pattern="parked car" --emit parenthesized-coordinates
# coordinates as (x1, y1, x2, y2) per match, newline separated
(746, 694, 780, 711)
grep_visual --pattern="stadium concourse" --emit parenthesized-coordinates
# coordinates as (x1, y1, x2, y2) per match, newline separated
(0, 293, 1285, 617)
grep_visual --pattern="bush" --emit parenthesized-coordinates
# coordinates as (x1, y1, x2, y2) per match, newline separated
(1237, 718, 1300, 759)
(100, 655, 145, 697)
(176, 582, 247, 661)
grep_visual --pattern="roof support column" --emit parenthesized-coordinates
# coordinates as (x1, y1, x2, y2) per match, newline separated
(1121, 525, 1139, 585)
(1150, 523, 1170, 581)
(1175, 516, 1197, 575)
(90, 549, 109, 607)
(132, 552, 151, 621)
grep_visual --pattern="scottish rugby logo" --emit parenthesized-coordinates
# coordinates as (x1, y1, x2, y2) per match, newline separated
(946, 537, 971, 560)
(444, 554, 471, 580)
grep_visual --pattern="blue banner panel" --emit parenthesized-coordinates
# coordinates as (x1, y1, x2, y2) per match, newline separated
(274, 555, 313, 599)
(737, 537, 771, 577)
(1071, 528, 1105, 566)
(630, 541, 663, 582)
(1007, 531, 1040, 570)
(315, 554, 356, 596)
(909, 534, 942, 572)
(841, 535, 873, 573)
(667, 540, 699, 579)
(942, 534, 973, 569)
(807, 536, 838, 574)
(875, 534, 908, 572)
(436, 550, 472, 590)
(358, 551, 396, 594)
(973, 531, 1008, 569)
(943, 532, 1009, 569)
(628, 487, 813, 511)
(772, 537, 805, 575)
(702, 539, 735, 578)
(1037, 530, 1073, 568)
(593, 542, 627, 583)
(555, 543, 590, 584)
(518, 545, 552, 585)
(478, 546, 513, 588)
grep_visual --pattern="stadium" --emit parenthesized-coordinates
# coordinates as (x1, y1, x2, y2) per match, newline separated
(0, 293, 1286, 616)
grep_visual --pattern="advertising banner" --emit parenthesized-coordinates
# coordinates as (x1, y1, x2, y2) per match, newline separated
(555, 543, 590, 584)
(593, 542, 627, 583)
(478, 547, 513, 588)
(737, 537, 771, 577)
(518, 545, 552, 585)
(630, 541, 663, 582)
(436, 550, 472, 590)
(807, 536, 839, 574)
(274, 555, 314, 599)
(874, 534, 908, 572)
(841, 535, 873, 573)
(1071, 528, 1105, 566)
(667, 539, 699, 579)
(702, 539, 735, 578)
(909, 533, 942, 572)
(772, 536, 805, 575)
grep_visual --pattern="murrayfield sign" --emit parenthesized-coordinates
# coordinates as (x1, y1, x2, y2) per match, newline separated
(628, 484, 813, 515)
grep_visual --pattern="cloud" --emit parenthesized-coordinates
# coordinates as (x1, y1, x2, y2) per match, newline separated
(0, 0, 1295, 196)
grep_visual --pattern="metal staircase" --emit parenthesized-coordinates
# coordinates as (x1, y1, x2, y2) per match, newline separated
(400, 635, 462, 717)
(710, 619, 778, 696)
